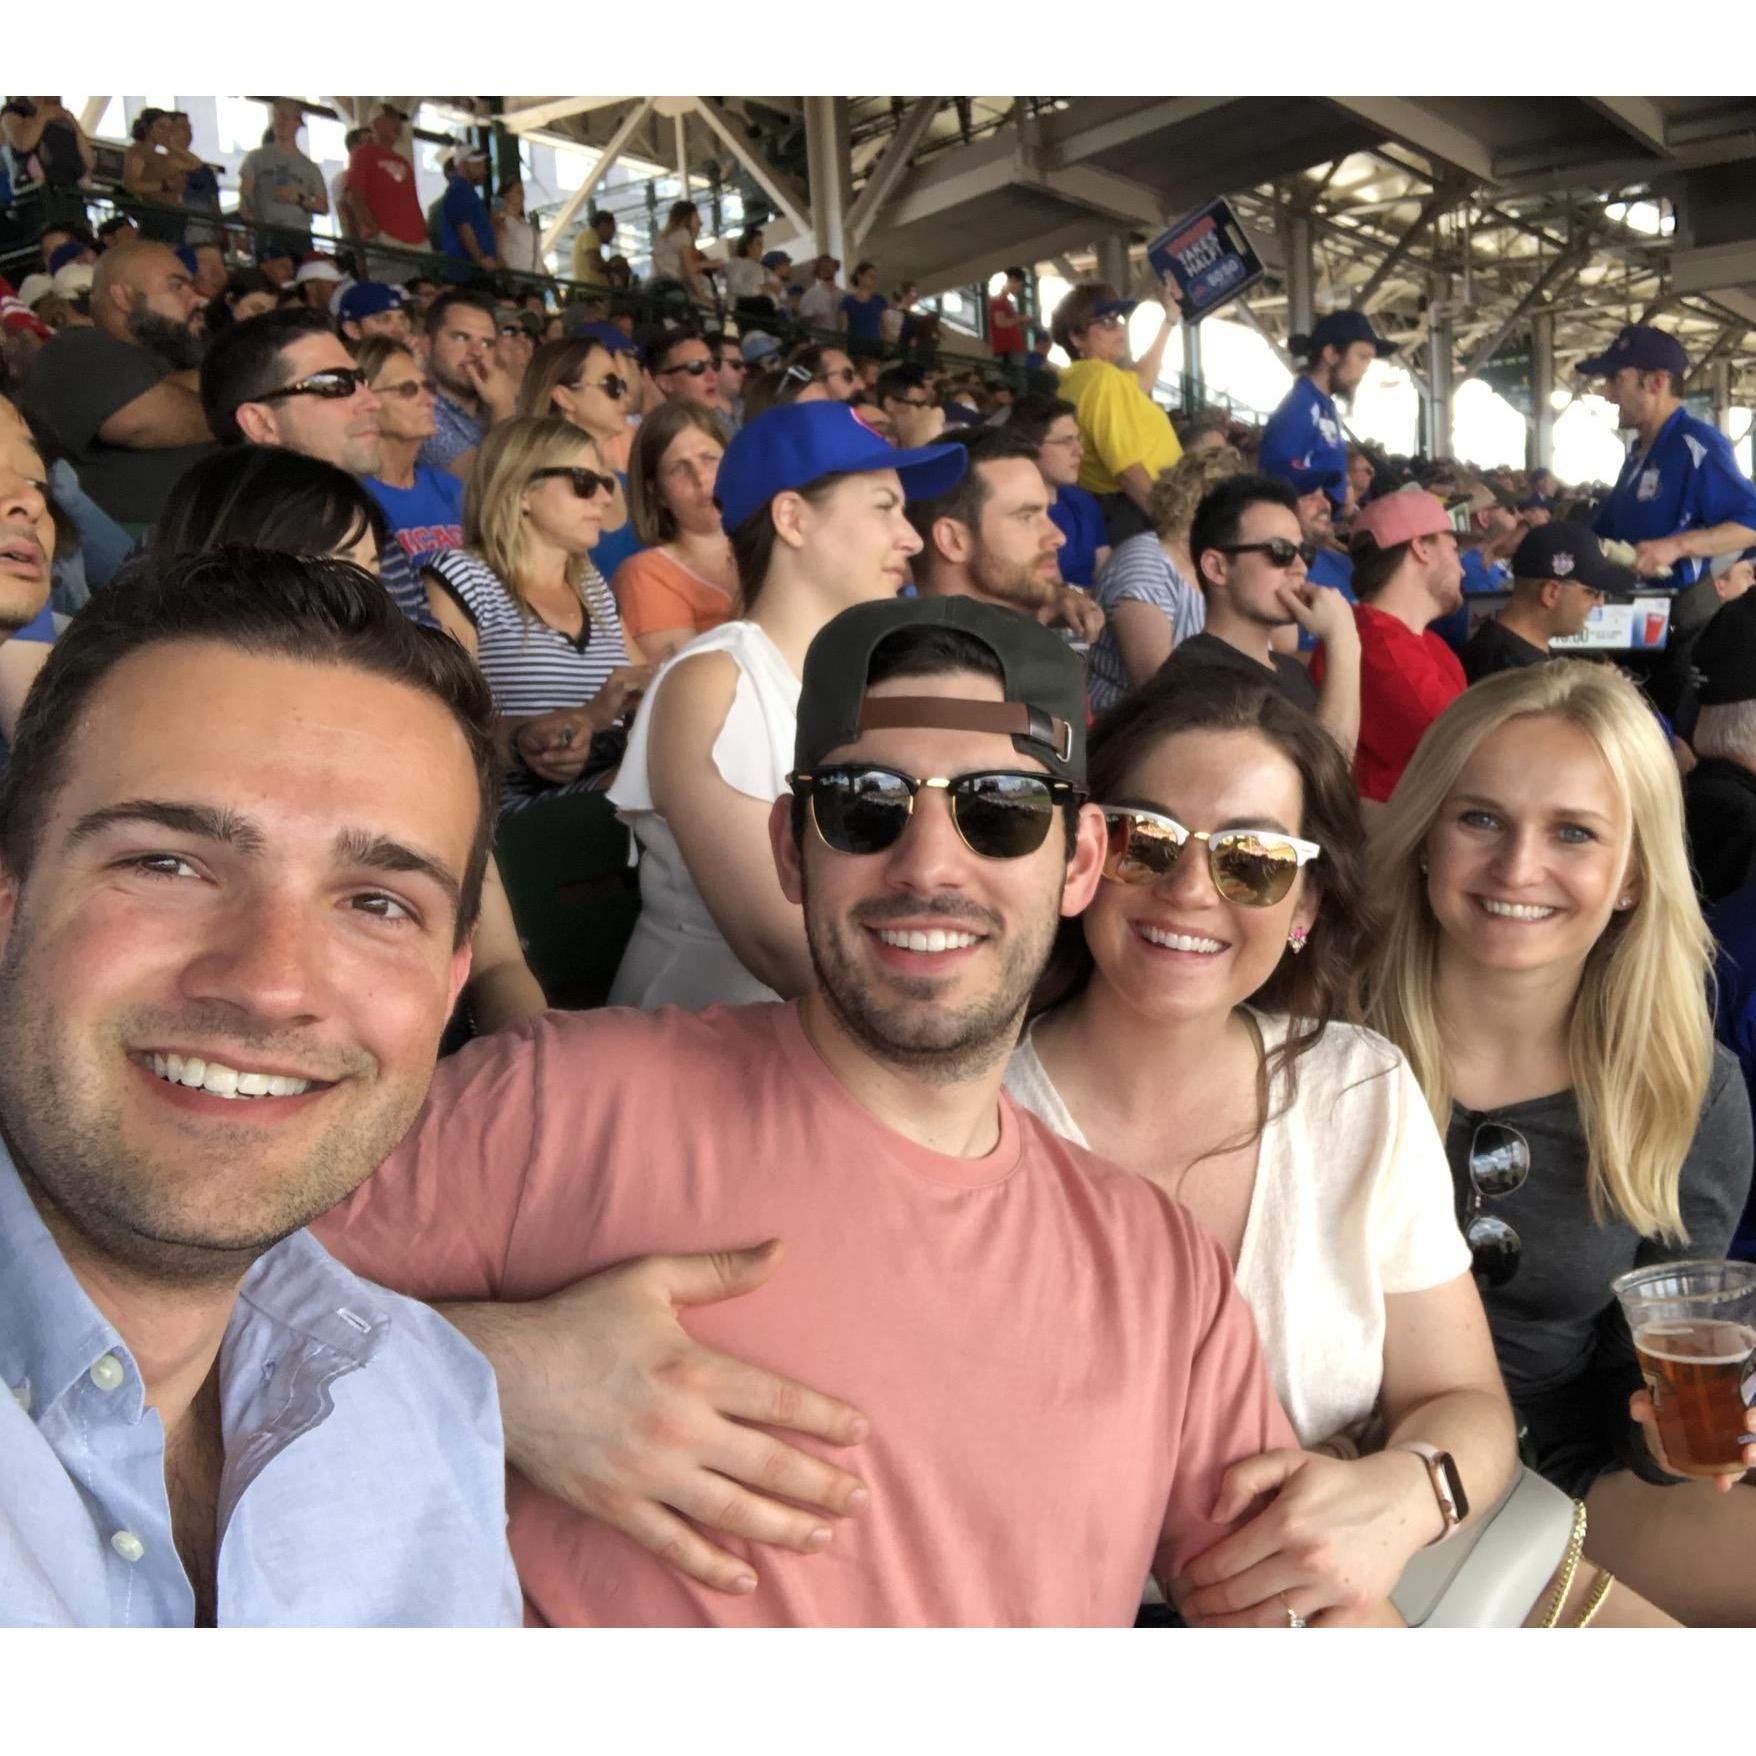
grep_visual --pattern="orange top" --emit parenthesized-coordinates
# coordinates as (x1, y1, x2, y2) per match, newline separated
(611, 546, 737, 641)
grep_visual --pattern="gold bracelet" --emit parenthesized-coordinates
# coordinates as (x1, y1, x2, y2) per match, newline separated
(1539, 1499, 1589, 1628)
(1574, 1569, 1615, 1629)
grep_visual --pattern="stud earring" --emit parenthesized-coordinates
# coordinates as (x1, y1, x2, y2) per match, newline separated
(1617, 894, 1634, 910)
(1288, 925, 1309, 955)
(1418, 859, 1429, 875)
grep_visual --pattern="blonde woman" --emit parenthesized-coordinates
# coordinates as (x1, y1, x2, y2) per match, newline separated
(611, 399, 738, 664)
(519, 333, 641, 565)
(1087, 444, 1246, 710)
(423, 416, 652, 814)
(1365, 661, 1756, 1625)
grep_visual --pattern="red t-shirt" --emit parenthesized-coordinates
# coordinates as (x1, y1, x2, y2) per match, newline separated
(315, 1000, 1295, 1627)
(1314, 601, 1466, 803)
(347, 142, 427, 245)
(988, 292, 1025, 355)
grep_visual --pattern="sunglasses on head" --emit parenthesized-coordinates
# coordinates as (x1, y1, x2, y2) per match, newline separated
(1214, 537, 1317, 569)
(660, 358, 712, 377)
(790, 765, 1085, 861)
(1101, 807, 1320, 908)
(257, 366, 369, 404)
(528, 465, 615, 499)
(1463, 1119, 1529, 1287)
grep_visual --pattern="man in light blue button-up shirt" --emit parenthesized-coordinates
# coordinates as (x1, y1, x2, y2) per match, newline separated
(0, 550, 520, 1626)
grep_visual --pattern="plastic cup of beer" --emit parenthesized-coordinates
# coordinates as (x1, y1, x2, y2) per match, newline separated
(1612, 1260, 1756, 1478)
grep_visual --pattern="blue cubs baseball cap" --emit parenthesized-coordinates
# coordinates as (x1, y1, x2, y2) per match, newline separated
(46, 240, 90, 275)
(561, 312, 635, 354)
(336, 280, 406, 324)
(1292, 308, 1398, 360)
(256, 237, 295, 266)
(716, 401, 968, 534)
(1577, 323, 1689, 378)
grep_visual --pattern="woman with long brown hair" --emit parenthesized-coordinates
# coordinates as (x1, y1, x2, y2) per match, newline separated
(1010, 665, 1519, 1625)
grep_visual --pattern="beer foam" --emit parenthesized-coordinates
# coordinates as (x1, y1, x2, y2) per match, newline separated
(1636, 1322, 1756, 1366)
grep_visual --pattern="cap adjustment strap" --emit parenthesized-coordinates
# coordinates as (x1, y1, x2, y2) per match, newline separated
(857, 696, 1073, 766)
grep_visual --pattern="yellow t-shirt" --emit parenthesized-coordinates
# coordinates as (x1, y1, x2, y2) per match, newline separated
(1058, 358, 1182, 496)
(571, 233, 609, 287)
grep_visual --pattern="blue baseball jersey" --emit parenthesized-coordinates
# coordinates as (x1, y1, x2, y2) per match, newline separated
(1594, 405, 1756, 588)
(1296, 546, 1355, 651)
(1260, 376, 1348, 509)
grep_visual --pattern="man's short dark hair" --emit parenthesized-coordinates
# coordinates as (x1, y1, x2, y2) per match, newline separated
(423, 286, 497, 340)
(199, 307, 335, 443)
(1004, 266, 1027, 284)
(97, 215, 134, 242)
(591, 210, 616, 234)
(905, 426, 1044, 547)
(647, 326, 702, 374)
(1347, 536, 1413, 601)
(876, 363, 928, 404)
(1007, 392, 1077, 450)
(0, 550, 499, 942)
(1188, 473, 1301, 586)
(703, 329, 738, 364)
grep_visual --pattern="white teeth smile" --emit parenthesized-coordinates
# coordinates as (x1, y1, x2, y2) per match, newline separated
(1478, 899, 1557, 921)
(143, 1053, 315, 1099)
(874, 927, 983, 953)
(1136, 924, 1227, 954)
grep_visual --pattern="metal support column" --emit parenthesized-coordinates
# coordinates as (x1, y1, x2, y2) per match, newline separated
(1426, 275, 1454, 459)
(1096, 233, 1131, 294)
(1531, 310, 1556, 472)
(1285, 211, 1315, 339)
(1712, 359, 1734, 437)
(803, 96, 850, 266)
(1181, 318, 1204, 413)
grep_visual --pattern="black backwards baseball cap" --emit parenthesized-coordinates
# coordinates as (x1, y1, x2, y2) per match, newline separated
(794, 597, 1089, 786)
(1290, 309, 1398, 361)
(1577, 323, 1689, 378)
(1692, 594, 1756, 708)
(1510, 521, 1637, 601)
(1261, 459, 1344, 497)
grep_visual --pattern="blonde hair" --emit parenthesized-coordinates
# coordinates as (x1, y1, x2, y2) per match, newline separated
(1149, 444, 1246, 541)
(1362, 661, 1715, 1243)
(464, 416, 615, 634)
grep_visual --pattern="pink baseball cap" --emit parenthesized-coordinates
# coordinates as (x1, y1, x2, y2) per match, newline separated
(1350, 489, 1455, 551)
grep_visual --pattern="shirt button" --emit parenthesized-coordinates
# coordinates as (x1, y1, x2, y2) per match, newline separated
(89, 1354, 126, 1392)
(110, 1530, 145, 1563)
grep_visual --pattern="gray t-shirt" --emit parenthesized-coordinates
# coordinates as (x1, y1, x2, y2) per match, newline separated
(1445, 1043, 1752, 1496)
(20, 327, 215, 525)
(240, 142, 325, 230)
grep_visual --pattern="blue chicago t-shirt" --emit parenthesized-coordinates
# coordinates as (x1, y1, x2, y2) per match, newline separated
(1260, 375, 1348, 510)
(1296, 546, 1356, 652)
(1594, 404, 1756, 588)
(1048, 484, 1107, 588)
(367, 466, 465, 568)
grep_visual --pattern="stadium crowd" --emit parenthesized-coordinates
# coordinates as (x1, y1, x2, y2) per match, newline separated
(2, 97, 1756, 1633)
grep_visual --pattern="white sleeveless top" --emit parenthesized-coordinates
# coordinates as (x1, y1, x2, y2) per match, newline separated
(1005, 1013, 1470, 1451)
(607, 620, 800, 1009)
(650, 228, 689, 284)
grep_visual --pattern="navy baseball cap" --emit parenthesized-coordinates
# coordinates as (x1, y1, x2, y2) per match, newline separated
(46, 240, 89, 275)
(1293, 309, 1398, 360)
(1510, 521, 1636, 599)
(1092, 295, 1138, 322)
(1577, 324, 1689, 378)
(760, 250, 791, 270)
(562, 312, 635, 354)
(336, 281, 406, 324)
(716, 401, 967, 534)
(173, 245, 199, 277)
(256, 238, 295, 266)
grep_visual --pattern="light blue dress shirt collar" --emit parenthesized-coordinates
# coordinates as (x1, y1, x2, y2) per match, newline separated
(0, 1143, 521, 1626)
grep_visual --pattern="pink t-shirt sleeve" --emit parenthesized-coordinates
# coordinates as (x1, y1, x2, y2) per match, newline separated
(313, 1011, 555, 1302)
(1151, 1221, 1301, 1583)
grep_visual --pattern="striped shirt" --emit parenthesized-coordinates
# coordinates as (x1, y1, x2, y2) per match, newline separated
(425, 548, 630, 810)
(1087, 533, 1205, 711)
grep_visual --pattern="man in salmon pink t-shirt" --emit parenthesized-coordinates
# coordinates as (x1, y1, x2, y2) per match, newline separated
(316, 594, 1299, 1627)
(1312, 488, 1466, 802)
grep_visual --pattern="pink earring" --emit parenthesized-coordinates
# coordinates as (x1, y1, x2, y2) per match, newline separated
(1288, 926, 1309, 955)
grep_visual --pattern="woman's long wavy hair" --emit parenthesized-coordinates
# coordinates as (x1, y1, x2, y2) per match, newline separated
(1361, 660, 1714, 1243)
(1033, 666, 1374, 1141)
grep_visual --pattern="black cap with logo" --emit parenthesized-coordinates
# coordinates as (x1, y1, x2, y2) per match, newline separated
(794, 597, 1088, 785)
(1510, 521, 1637, 601)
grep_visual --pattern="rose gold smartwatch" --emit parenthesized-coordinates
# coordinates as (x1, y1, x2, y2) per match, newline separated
(1391, 1442, 1468, 1543)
